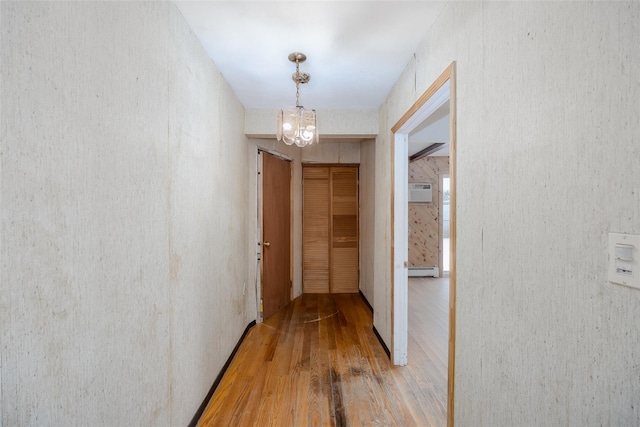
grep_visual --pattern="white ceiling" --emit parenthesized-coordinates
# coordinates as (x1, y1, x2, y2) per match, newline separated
(173, 1, 447, 110)
(409, 100, 450, 157)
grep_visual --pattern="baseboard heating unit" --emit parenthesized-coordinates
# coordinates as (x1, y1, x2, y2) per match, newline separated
(408, 267, 439, 278)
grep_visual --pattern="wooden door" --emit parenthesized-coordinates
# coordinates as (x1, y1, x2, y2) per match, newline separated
(261, 152, 291, 319)
(302, 165, 359, 294)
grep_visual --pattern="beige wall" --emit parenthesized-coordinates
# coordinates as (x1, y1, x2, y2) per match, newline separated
(373, 107, 392, 345)
(245, 108, 378, 140)
(1, 2, 253, 424)
(408, 156, 449, 270)
(359, 140, 376, 305)
(7, 1, 638, 425)
(0, 2, 363, 418)
(376, 1, 640, 425)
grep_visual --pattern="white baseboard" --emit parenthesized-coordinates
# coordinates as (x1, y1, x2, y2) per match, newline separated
(408, 267, 439, 277)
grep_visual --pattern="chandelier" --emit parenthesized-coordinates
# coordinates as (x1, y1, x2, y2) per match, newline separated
(277, 52, 318, 147)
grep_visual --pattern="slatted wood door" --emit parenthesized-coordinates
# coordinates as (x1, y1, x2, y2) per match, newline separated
(303, 165, 359, 294)
(261, 152, 291, 319)
(330, 167, 359, 293)
(302, 167, 330, 293)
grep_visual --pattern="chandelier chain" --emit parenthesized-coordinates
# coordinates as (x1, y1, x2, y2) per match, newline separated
(295, 60, 300, 107)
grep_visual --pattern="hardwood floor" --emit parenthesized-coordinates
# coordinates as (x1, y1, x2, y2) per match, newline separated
(198, 278, 448, 426)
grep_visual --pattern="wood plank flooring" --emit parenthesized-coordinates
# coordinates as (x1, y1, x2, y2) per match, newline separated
(198, 278, 448, 426)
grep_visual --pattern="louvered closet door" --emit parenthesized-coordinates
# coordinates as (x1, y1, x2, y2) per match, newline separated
(330, 168, 359, 293)
(303, 167, 330, 293)
(303, 165, 359, 294)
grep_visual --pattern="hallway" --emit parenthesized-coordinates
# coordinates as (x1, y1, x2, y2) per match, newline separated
(198, 278, 448, 426)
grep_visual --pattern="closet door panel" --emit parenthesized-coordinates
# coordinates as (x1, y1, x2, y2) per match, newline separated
(303, 165, 359, 294)
(303, 167, 330, 293)
(331, 248, 359, 293)
(330, 168, 359, 293)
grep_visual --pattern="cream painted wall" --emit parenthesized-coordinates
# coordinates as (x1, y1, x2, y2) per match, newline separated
(1, 2, 254, 425)
(301, 141, 360, 164)
(377, 1, 640, 425)
(359, 140, 376, 306)
(245, 109, 378, 140)
(373, 107, 392, 345)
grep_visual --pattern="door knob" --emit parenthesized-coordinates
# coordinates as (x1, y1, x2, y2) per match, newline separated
(263, 242, 271, 247)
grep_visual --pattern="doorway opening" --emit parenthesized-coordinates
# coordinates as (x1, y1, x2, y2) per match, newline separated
(391, 62, 456, 426)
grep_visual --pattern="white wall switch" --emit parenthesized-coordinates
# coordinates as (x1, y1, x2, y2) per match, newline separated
(608, 233, 640, 290)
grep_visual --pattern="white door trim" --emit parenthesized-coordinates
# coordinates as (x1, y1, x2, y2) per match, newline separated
(390, 62, 457, 427)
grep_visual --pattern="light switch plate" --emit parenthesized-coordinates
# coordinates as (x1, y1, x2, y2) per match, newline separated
(608, 233, 640, 290)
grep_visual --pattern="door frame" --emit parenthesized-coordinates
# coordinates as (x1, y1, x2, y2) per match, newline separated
(390, 62, 456, 426)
